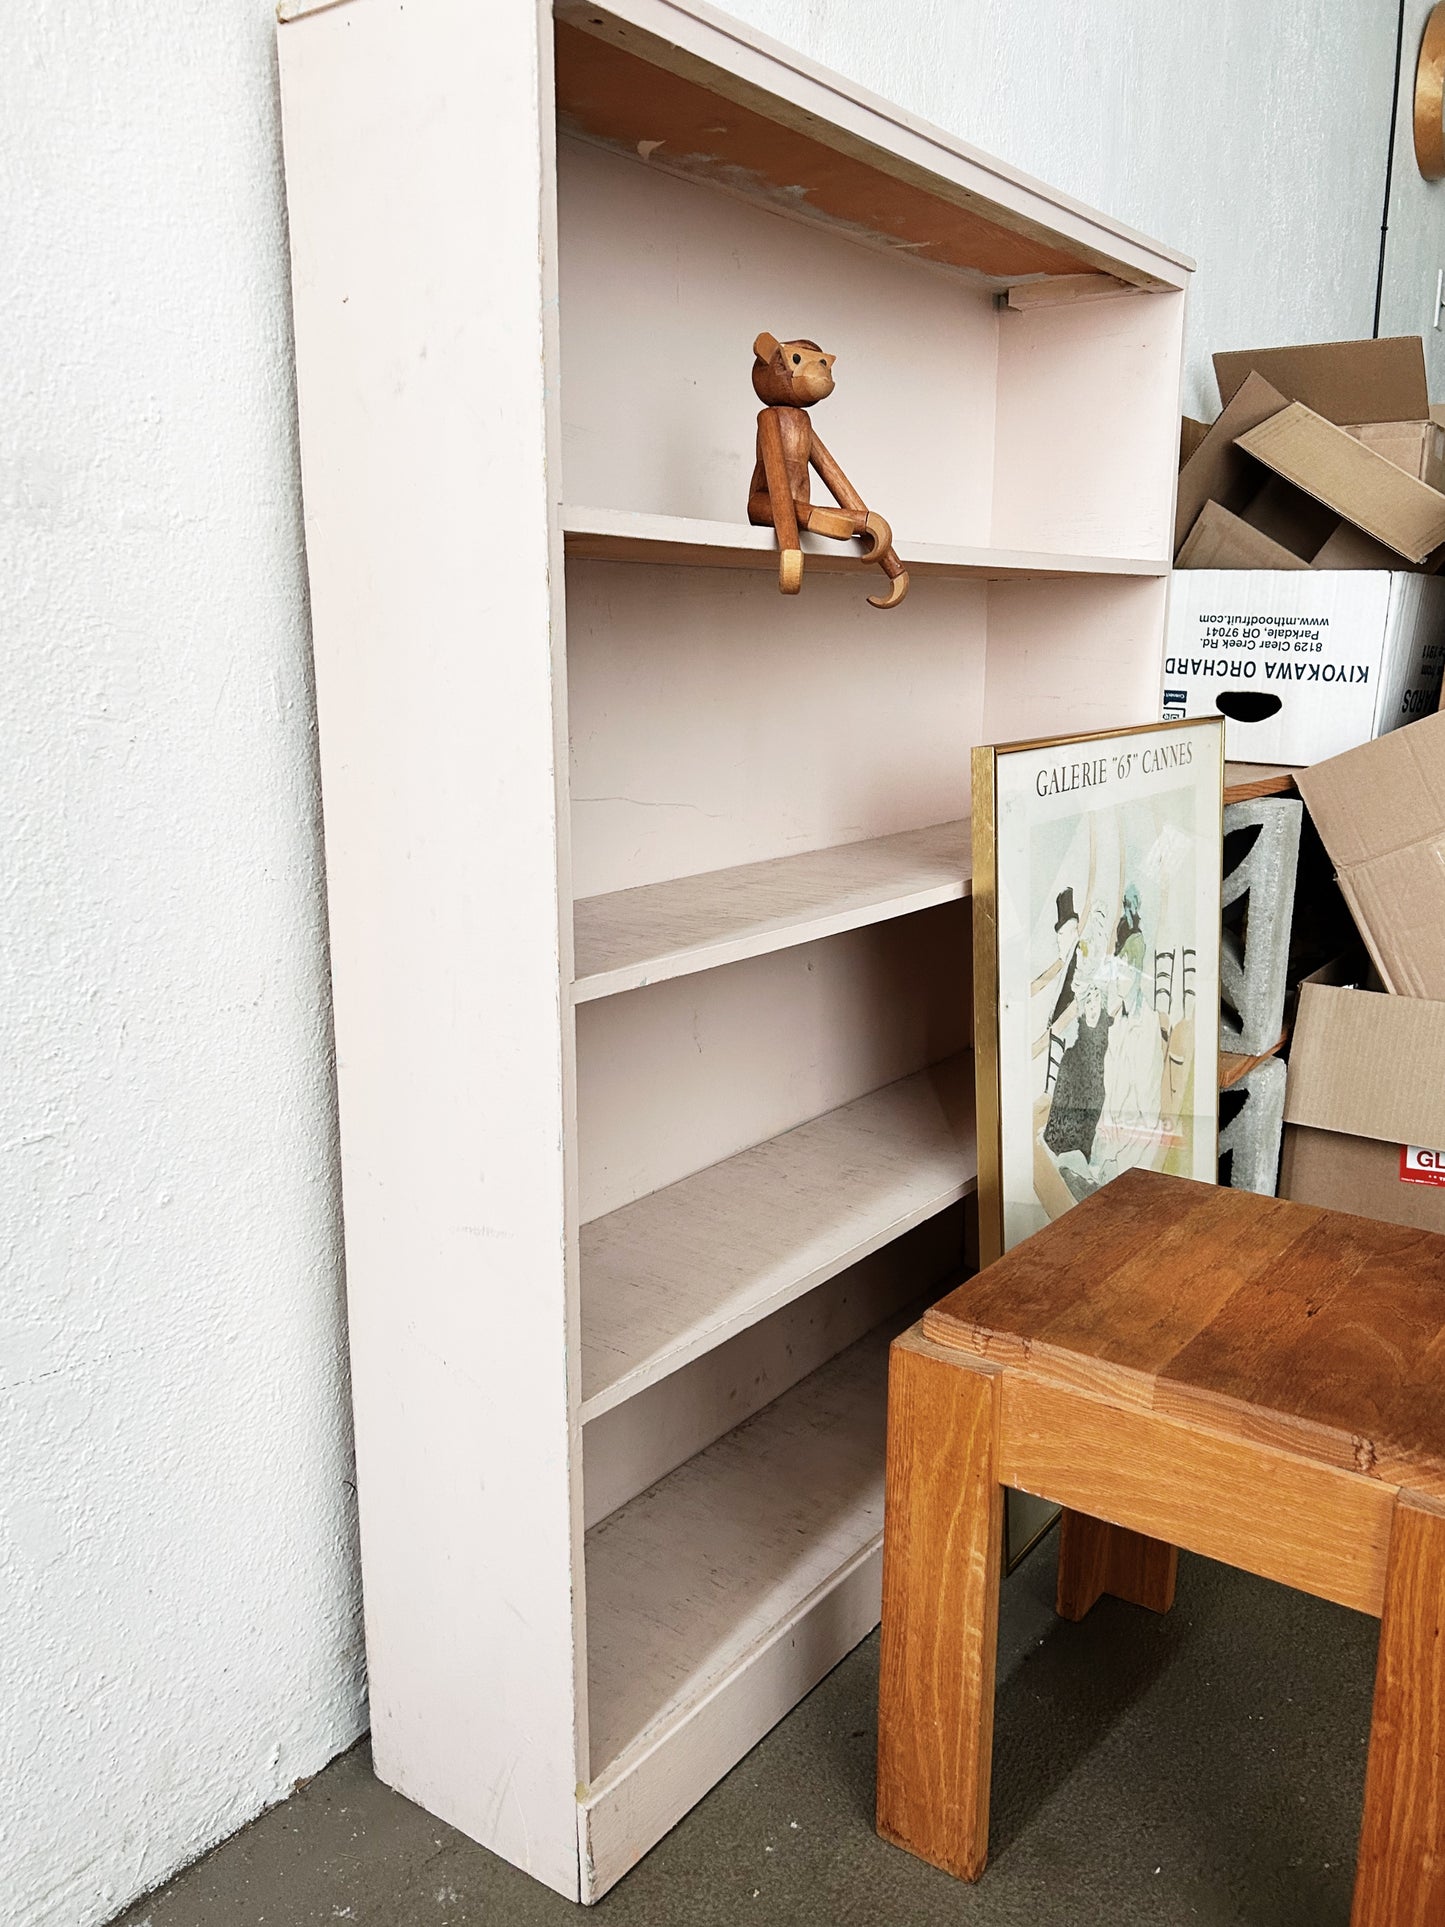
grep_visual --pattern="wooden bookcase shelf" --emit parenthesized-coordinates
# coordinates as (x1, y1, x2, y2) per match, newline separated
(277, 0, 1190, 1901)
(573, 819, 971, 1002)
(580, 1051, 976, 1417)
(562, 505, 1171, 581)
(580, 1316, 899, 1887)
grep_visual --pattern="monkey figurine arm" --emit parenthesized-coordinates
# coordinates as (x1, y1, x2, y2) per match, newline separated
(751, 407, 805, 595)
(806, 429, 909, 612)
(746, 330, 909, 610)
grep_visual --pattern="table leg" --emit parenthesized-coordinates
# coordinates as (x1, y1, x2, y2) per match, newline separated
(1056, 1510, 1179, 1622)
(1352, 1491, 1445, 1927)
(876, 1334, 1002, 1881)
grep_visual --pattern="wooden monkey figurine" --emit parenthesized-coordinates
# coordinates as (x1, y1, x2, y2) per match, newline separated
(747, 332, 909, 609)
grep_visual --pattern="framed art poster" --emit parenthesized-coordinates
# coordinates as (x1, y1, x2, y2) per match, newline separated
(972, 717, 1225, 1270)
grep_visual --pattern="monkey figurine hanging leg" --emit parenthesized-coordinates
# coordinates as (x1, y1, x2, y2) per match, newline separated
(746, 331, 909, 610)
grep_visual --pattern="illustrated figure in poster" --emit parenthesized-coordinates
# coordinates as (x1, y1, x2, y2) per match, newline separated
(1100, 884, 1169, 1171)
(1029, 800, 1200, 1221)
(1048, 888, 1080, 1025)
(1043, 909, 1112, 1198)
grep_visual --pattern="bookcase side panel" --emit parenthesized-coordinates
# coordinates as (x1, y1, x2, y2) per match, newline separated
(982, 575, 1171, 746)
(991, 288, 1185, 560)
(277, 0, 582, 1896)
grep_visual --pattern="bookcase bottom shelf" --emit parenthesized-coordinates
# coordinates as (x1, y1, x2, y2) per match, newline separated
(579, 1315, 904, 1899)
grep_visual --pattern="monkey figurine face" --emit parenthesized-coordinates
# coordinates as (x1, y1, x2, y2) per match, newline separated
(752, 332, 836, 408)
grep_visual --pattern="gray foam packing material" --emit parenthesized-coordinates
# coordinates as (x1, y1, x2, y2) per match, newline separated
(1220, 797, 1303, 1055)
(1219, 1054, 1287, 1196)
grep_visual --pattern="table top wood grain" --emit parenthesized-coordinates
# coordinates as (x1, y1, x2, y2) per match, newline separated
(923, 1170, 1445, 1497)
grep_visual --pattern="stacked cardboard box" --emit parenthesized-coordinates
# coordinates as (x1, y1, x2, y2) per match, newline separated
(1162, 337, 1445, 764)
(1279, 709, 1445, 1231)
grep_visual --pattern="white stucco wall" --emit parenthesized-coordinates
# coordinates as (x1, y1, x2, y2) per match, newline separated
(2, 4, 1439, 1926)
(726, 0, 1419, 417)
(0, 8, 365, 1927)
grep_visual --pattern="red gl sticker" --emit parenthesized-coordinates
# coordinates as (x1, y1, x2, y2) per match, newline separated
(1400, 1145, 1445, 1188)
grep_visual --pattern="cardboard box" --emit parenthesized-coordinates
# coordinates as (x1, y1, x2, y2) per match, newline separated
(1215, 336, 1430, 425)
(1176, 487, 1427, 571)
(1175, 372, 1290, 554)
(1295, 709, 1445, 996)
(1279, 979, 1445, 1232)
(1236, 404, 1445, 566)
(1174, 500, 1308, 571)
(1310, 521, 1405, 570)
(1236, 474, 1339, 563)
(1175, 374, 1445, 570)
(1180, 415, 1211, 468)
(1345, 419, 1445, 491)
(1162, 570, 1445, 762)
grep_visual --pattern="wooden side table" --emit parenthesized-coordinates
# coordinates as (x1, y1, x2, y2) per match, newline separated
(876, 1168, 1445, 1925)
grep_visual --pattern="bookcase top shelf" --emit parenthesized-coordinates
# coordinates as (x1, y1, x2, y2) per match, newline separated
(562, 507, 1171, 582)
(553, 0, 1192, 292)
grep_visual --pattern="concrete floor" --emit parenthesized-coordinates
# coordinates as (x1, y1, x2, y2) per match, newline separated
(113, 1542, 1379, 1927)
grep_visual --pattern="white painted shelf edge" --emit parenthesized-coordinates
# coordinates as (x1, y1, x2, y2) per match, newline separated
(581, 1316, 904, 1887)
(572, 819, 972, 1004)
(579, 1052, 976, 1419)
(562, 505, 1170, 580)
